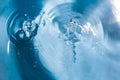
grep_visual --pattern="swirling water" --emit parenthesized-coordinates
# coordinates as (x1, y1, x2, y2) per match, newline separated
(34, 2, 105, 80)
(34, 1, 120, 80)
(1, 0, 120, 80)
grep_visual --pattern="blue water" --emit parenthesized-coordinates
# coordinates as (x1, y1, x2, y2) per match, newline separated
(1, 0, 120, 80)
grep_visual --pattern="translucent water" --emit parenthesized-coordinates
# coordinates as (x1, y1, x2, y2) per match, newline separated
(1, 0, 120, 80)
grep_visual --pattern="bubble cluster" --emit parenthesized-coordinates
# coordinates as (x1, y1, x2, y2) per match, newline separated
(15, 19, 39, 41)
(58, 14, 98, 62)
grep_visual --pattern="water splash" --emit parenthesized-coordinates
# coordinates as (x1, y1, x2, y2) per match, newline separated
(37, 3, 103, 63)
(7, 11, 39, 44)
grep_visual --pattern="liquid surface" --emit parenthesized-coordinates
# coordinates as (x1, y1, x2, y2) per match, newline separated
(1, 0, 120, 80)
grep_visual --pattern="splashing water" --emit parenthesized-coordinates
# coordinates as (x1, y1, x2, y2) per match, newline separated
(7, 11, 39, 44)
(33, 2, 106, 80)
(36, 3, 104, 63)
